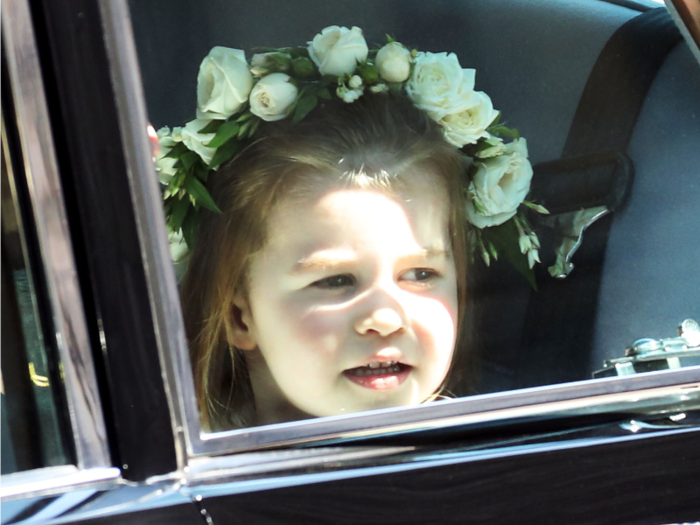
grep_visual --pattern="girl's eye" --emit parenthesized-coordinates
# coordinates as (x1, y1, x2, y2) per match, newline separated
(401, 268, 440, 283)
(311, 274, 356, 289)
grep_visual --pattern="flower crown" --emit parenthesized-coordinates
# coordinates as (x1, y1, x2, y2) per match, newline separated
(157, 25, 548, 285)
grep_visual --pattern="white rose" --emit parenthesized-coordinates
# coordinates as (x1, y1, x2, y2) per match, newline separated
(308, 26, 368, 76)
(249, 73, 299, 122)
(439, 91, 499, 147)
(406, 52, 475, 120)
(181, 119, 217, 166)
(375, 42, 412, 83)
(465, 138, 533, 228)
(197, 47, 253, 120)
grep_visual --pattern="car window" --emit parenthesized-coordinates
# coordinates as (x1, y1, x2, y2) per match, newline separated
(1, 124, 70, 474)
(125, 0, 700, 451)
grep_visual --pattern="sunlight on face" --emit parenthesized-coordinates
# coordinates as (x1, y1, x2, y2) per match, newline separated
(240, 172, 459, 425)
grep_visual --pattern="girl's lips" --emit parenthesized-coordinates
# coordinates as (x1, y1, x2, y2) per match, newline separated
(342, 363, 411, 390)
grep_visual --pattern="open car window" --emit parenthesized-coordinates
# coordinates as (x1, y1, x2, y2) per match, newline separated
(107, 0, 700, 457)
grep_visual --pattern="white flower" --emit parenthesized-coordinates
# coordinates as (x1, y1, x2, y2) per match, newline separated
(476, 136, 506, 159)
(518, 233, 532, 254)
(375, 42, 412, 83)
(465, 138, 533, 228)
(181, 119, 217, 166)
(440, 91, 499, 147)
(308, 26, 368, 76)
(370, 84, 389, 94)
(197, 47, 253, 120)
(249, 73, 298, 122)
(527, 249, 541, 269)
(155, 126, 182, 184)
(348, 75, 363, 89)
(406, 52, 475, 120)
(337, 85, 363, 103)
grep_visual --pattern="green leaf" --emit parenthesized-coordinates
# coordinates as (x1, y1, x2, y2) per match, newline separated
(164, 142, 188, 159)
(180, 151, 199, 169)
(181, 207, 200, 250)
(488, 125, 520, 139)
(209, 137, 240, 169)
(184, 175, 221, 213)
(483, 220, 537, 290)
(237, 120, 252, 139)
(321, 75, 338, 87)
(169, 196, 191, 232)
(198, 120, 223, 134)
(292, 95, 318, 124)
(205, 120, 240, 148)
(317, 87, 331, 100)
(488, 111, 502, 128)
(248, 117, 261, 138)
(522, 200, 550, 215)
(236, 112, 254, 123)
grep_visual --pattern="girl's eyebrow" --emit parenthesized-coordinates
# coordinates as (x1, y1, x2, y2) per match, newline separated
(292, 249, 358, 273)
(292, 247, 449, 274)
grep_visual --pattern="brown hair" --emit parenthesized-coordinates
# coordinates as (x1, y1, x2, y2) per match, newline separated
(180, 93, 470, 431)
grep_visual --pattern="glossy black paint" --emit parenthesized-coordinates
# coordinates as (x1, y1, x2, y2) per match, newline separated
(201, 429, 700, 525)
(26, 0, 177, 480)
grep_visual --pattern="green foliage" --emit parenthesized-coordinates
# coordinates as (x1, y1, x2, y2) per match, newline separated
(488, 124, 520, 139)
(181, 207, 200, 250)
(292, 57, 315, 77)
(293, 95, 318, 123)
(209, 136, 240, 169)
(198, 120, 223, 134)
(483, 220, 537, 289)
(184, 176, 221, 213)
(205, 120, 240, 148)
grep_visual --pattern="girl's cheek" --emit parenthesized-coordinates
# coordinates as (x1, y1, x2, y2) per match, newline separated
(297, 308, 351, 339)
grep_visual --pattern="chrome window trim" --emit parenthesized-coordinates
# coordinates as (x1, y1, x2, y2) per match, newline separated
(98, 0, 193, 471)
(0, 466, 121, 502)
(102, 0, 700, 458)
(1, 0, 113, 492)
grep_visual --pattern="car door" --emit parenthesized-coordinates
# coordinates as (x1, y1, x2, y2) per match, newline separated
(2, 0, 699, 524)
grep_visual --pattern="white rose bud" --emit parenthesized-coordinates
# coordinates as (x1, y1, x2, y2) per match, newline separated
(440, 91, 499, 148)
(181, 119, 217, 166)
(308, 26, 368, 76)
(375, 42, 412, 83)
(155, 126, 182, 184)
(370, 84, 389, 94)
(465, 138, 533, 228)
(197, 47, 253, 120)
(348, 75, 363, 89)
(476, 136, 506, 159)
(407, 52, 475, 120)
(249, 73, 299, 122)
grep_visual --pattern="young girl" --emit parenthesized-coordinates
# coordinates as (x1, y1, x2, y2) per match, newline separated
(159, 27, 538, 430)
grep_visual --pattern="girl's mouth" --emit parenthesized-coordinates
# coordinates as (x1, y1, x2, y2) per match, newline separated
(342, 361, 411, 390)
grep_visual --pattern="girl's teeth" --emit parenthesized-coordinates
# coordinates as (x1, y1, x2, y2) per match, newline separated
(349, 364, 403, 376)
(366, 360, 397, 369)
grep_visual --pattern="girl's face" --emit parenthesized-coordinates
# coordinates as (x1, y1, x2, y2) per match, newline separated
(234, 171, 459, 425)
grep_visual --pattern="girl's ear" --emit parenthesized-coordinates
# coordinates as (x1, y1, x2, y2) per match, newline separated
(227, 292, 258, 351)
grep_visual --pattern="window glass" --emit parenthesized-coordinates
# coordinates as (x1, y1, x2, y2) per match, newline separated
(1, 122, 70, 474)
(129, 0, 700, 434)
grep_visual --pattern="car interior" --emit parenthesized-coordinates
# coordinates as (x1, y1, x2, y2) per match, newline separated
(129, 0, 700, 402)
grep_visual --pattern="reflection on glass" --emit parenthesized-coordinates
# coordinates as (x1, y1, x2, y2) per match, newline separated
(1, 122, 69, 474)
(131, 0, 700, 432)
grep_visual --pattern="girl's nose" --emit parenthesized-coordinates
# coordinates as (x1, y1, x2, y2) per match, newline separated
(354, 307, 407, 337)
